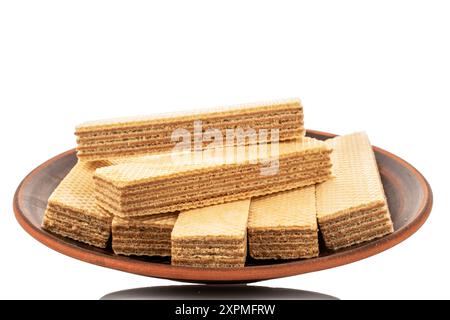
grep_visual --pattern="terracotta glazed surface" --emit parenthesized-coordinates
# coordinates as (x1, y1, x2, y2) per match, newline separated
(13, 130, 433, 283)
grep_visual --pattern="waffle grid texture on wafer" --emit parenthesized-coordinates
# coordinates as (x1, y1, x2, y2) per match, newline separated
(315, 132, 393, 250)
(93, 138, 333, 217)
(42, 161, 115, 248)
(248, 186, 319, 259)
(40, 98, 396, 268)
(75, 99, 304, 161)
(171, 200, 251, 268)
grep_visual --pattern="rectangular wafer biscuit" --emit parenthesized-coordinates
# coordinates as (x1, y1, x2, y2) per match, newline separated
(94, 138, 333, 217)
(171, 200, 250, 268)
(112, 212, 178, 256)
(248, 187, 319, 259)
(42, 161, 114, 248)
(75, 99, 304, 161)
(315, 132, 393, 250)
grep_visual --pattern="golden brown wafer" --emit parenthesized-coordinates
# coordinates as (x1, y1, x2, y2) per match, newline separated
(111, 213, 178, 256)
(76, 99, 304, 161)
(316, 132, 393, 250)
(94, 138, 332, 217)
(248, 187, 319, 260)
(171, 200, 250, 268)
(42, 161, 114, 248)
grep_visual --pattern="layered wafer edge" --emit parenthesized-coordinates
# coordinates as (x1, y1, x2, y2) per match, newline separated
(76, 99, 305, 161)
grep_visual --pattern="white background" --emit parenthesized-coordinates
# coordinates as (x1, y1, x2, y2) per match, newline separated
(0, 1, 449, 299)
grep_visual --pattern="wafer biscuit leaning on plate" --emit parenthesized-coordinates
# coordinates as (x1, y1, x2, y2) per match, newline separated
(93, 138, 333, 217)
(316, 132, 394, 250)
(42, 161, 114, 248)
(171, 200, 250, 268)
(75, 99, 304, 161)
(248, 186, 319, 259)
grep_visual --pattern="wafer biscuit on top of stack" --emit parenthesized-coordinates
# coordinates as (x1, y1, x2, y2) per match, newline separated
(171, 200, 250, 268)
(112, 213, 178, 257)
(93, 137, 333, 217)
(75, 99, 304, 161)
(42, 161, 114, 248)
(248, 186, 319, 260)
(316, 132, 394, 250)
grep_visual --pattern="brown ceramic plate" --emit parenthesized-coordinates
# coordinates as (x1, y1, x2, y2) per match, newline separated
(13, 130, 433, 283)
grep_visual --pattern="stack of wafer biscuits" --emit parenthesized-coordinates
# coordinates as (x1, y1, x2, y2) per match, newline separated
(75, 99, 304, 161)
(42, 161, 114, 248)
(93, 138, 333, 217)
(171, 200, 250, 268)
(41, 97, 396, 268)
(111, 213, 178, 256)
(248, 186, 319, 259)
(316, 132, 393, 250)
